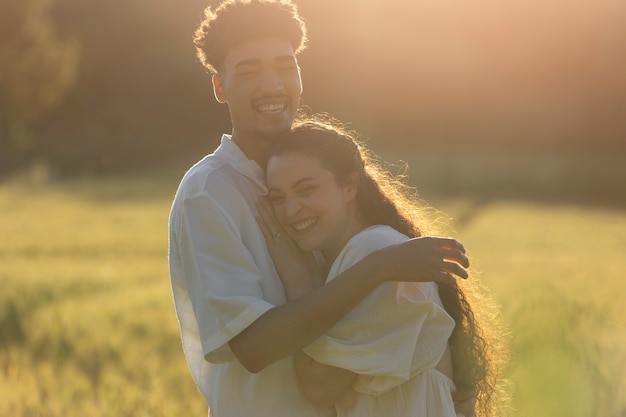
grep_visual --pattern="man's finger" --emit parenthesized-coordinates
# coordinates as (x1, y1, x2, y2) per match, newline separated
(441, 248, 470, 268)
(454, 396, 476, 417)
(434, 270, 456, 286)
(436, 237, 466, 254)
(442, 261, 469, 279)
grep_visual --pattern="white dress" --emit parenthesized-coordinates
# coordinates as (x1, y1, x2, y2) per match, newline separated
(303, 225, 459, 417)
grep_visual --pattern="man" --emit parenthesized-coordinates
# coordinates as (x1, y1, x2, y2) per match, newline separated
(168, 1, 471, 416)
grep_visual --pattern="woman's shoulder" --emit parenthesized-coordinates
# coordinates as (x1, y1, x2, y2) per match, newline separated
(347, 225, 409, 251)
(328, 225, 408, 278)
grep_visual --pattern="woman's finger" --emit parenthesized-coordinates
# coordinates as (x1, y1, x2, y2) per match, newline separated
(256, 197, 282, 237)
(255, 216, 273, 245)
(256, 197, 273, 223)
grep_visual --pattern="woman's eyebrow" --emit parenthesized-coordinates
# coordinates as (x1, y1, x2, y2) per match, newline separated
(267, 177, 315, 193)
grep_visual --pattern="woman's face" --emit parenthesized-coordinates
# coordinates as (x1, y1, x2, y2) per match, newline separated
(266, 153, 362, 262)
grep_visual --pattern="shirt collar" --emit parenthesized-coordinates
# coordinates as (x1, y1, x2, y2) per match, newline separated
(215, 134, 267, 191)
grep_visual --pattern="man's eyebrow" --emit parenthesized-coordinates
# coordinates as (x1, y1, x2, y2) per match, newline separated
(234, 58, 261, 69)
(235, 55, 296, 69)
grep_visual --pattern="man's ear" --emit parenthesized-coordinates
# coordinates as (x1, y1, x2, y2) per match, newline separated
(212, 74, 226, 103)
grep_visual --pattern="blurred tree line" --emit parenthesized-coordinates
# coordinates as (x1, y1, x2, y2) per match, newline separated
(0, 0, 79, 175)
(1, 0, 224, 177)
(1, 0, 625, 178)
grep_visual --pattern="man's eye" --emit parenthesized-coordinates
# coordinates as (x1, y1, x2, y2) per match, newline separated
(237, 69, 258, 77)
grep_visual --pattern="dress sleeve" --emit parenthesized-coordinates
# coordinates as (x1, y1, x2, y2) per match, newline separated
(174, 191, 275, 363)
(301, 227, 455, 396)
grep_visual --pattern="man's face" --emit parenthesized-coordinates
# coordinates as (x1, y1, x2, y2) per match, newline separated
(213, 37, 303, 147)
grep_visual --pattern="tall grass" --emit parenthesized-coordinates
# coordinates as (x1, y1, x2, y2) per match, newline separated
(0, 171, 205, 416)
(1, 157, 625, 416)
(451, 201, 626, 417)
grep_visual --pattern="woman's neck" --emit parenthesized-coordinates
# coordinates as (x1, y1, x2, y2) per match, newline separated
(321, 213, 371, 269)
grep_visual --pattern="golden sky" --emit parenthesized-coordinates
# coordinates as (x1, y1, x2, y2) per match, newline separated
(298, 0, 626, 146)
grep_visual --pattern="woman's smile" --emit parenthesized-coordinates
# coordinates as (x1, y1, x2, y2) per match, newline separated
(291, 217, 318, 233)
(266, 153, 362, 262)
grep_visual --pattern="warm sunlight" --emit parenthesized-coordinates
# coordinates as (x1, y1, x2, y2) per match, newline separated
(299, 0, 626, 147)
(1, 1, 624, 416)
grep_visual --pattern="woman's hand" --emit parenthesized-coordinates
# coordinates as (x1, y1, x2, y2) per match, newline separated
(256, 195, 322, 300)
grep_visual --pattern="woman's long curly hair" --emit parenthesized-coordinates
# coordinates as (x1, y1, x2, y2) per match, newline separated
(270, 113, 510, 417)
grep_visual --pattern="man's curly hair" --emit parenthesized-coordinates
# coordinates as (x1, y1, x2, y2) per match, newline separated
(193, 0, 308, 74)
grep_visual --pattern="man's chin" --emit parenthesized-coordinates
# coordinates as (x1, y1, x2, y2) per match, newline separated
(256, 124, 292, 142)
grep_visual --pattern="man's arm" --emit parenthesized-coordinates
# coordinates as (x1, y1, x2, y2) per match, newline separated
(293, 351, 356, 407)
(228, 236, 469, 373)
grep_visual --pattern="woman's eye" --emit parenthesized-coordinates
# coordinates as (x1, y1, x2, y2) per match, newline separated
(269, 195, 285, 205)
(299, 185, 315, 194)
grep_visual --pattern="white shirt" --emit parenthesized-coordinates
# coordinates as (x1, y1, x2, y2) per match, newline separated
(303, 225, 459, 417)
(169, 135, 335, 417)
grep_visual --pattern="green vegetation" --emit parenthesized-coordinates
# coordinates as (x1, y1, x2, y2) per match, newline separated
(1, 158, 625, 416)
(456, 202, 626, 416)
(0, 170, 204, 416)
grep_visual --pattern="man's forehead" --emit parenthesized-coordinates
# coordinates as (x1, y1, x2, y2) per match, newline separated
(222, 38, 297, 68)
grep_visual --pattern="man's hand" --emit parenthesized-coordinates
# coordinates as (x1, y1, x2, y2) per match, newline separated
(376, 236, 470, 286)
(453, 390, 477, 417)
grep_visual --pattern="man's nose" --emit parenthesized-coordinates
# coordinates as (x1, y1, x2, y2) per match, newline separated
(260, 69, 284, 91)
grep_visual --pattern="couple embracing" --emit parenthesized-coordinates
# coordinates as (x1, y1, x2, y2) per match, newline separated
(168, 1, 508, 416)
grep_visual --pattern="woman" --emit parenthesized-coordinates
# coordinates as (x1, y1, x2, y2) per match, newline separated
(256, 115, 508, 417)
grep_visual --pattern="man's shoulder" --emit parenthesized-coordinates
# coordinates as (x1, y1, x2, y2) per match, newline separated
(175, 152, 233, 198)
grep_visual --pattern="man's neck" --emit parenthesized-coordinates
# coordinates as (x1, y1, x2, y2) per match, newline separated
(230, 133, 270, 168)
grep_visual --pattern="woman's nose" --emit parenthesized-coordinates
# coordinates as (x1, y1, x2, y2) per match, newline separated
(284, 197, 301, 216)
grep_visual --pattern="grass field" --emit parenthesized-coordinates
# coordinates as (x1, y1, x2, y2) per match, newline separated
(1, 153, 625, 417)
